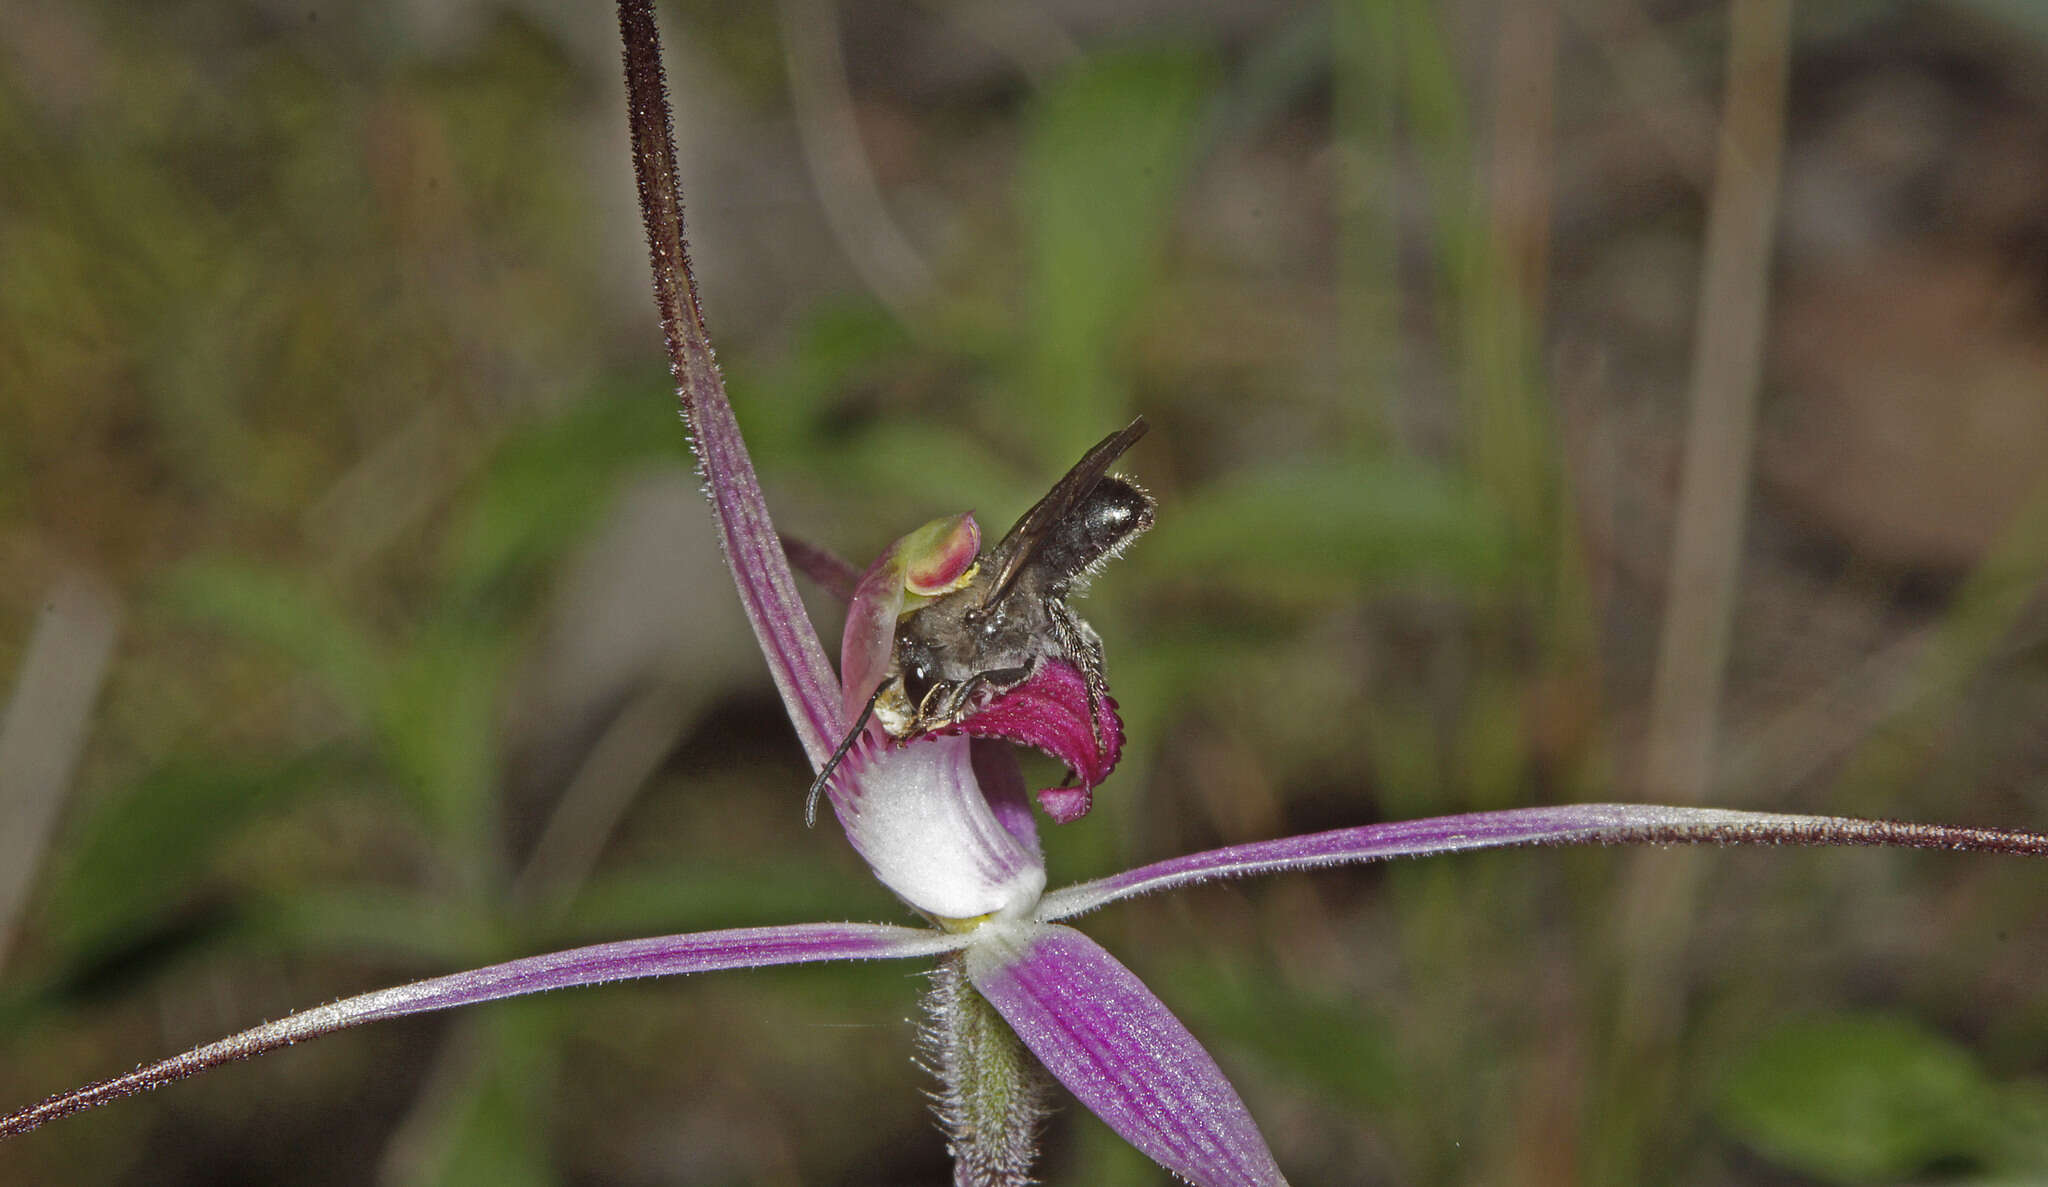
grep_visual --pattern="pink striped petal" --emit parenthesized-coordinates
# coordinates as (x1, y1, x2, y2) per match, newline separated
(966, 924, 1285, 1187)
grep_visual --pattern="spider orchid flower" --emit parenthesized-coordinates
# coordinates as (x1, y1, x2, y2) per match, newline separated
(7, 5, 2048, 1185)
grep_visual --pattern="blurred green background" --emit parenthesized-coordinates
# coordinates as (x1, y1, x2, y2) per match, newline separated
(4, 0, 2048, 1183)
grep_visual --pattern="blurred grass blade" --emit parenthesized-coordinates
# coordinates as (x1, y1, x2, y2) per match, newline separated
(380, 1009, 556, 1187)
(1142, 457, 1514, 588)
(243, 887, 501, 967)
(1716, 1012, 2017, 1183)
(369, 626, 507, 858)
(445, 382, 683, 604)
(48, 757, 333, 953)
(556, 859, 894, 942)
(1165, 961, 1400, 1111)
(816, 421, 1034, 513)
(0, 575, 120, 973)
(1023, 47, 1212, 460)
(168, 561, 383, 713)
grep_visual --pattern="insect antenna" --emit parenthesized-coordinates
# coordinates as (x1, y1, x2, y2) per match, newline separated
(805, 686, 882, 827)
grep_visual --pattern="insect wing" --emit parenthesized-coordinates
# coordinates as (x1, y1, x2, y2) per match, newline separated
(979, 416, 1148, 610)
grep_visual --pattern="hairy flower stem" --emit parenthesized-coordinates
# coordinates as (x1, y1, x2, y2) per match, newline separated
(926, 953, 1051, 1187)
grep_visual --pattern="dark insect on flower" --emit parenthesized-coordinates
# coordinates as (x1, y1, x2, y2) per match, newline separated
(881, 417, 1154, 738)
(810, 418, 1155, 806)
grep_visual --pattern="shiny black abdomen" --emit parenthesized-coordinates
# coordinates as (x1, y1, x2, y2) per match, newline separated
(1034, 476, 1154, 588)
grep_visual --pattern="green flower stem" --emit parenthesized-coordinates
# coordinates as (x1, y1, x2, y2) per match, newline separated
(927, 953, 1051, 1187)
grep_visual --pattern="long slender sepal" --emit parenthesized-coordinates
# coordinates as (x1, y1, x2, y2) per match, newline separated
(1039, 803, 2048, 921)
(617, 0, 842, 767)
(0, 922, 963, 1139)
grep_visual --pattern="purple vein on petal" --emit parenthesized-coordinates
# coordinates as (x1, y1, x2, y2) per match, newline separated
(966, 924, 1286, 1187)
(1038, 803, 2048, 922)
(0, 922, 962, 1140)
(619, 0, 841, 766)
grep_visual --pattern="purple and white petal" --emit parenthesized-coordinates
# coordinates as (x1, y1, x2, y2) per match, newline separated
(831, 733, 1046, 921)
(0, 921, 961, 1139)
(966, 924, 1286, 1187)
(1039, 803, 2048, 921)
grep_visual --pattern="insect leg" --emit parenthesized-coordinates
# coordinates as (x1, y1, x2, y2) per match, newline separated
(916, 677, 962, 728)
(1047, 599, 1107, 750)
(928, 669, 999, 729)
(805, 685, 881, 827)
